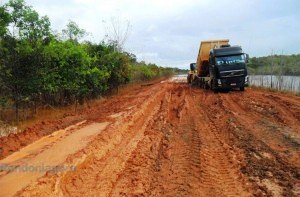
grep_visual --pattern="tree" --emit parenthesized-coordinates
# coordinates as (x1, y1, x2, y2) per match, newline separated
(0, 0, 174, 124)
(99, 51, 130, 89)
(0, 0, 52, 123)
(0, 6, 10, 37)
(123, 52, 137, 63)
(42, 40, 110, 105)
(62, 20, 86, 42)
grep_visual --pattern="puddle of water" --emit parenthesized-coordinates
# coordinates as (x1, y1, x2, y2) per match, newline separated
(0, 121, 87, 165)
(109, 112, 125, 118)
(249, 75, 300, 92)
(127, 106, 135, 110)
(0, 121, 109, 197)
(161, 75, 187, 83)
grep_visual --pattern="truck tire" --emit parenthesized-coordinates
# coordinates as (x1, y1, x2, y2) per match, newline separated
(200, 79, 204, 89)
(202, 81, 206, 89)
(187, 75, 191, 84)
(211, 80, 218, 93)
(240, 86, 245, 91)
(205, 82, 209, 90)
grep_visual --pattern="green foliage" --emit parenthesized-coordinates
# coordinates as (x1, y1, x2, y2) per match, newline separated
(85, 42, 130, 88)
(0, 6, 10, 36)
(62, 20, 86, 42)
(0, 0, 175, 122)
(41, 40, 110, 103)
(129, 62, 175, 82)
(248, 54, 300, 76)
(6, 0, 51, 40)
(100, 52, 130, 88)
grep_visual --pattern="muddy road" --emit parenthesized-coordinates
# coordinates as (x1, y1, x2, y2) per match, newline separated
(0, 78, 299, 196)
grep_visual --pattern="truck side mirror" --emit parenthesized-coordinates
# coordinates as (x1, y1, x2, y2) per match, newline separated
(245, 54, 249, 63)
(190, 63, 196, 71)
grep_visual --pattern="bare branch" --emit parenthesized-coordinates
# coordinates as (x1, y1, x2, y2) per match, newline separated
(103, 16, 132, 51)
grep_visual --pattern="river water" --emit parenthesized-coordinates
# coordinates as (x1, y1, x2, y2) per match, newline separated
(174, 74, 300, 92)
(249, 75, 300, 92)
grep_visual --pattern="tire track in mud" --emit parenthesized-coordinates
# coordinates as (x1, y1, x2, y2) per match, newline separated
(2, 82, 299, 197)
(109, 85, 204, 196)
(221, 91, 300, 168)
(198, 89, 299, 196)
(16, 83, 172, 196)
(150, 86, 203, 196)
(263, 94, 300, 124)
(59, 84, 171, 196)
(110, 85, 252, 196)
(189, 89, 251, 196)
(240, 90, 300, 128)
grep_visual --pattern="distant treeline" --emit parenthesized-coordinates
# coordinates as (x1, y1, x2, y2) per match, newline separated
(248, 54, 300, 76)
(0, 0, 175, 122)
(174, 68, 189, 74)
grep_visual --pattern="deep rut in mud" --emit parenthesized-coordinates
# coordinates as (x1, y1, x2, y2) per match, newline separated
(0, 82, 299, 196)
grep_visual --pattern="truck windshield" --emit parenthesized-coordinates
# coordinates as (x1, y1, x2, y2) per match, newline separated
(215, 55, 245, 65)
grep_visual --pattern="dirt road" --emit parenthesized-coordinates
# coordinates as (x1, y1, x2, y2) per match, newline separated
(0, 78, 299, 196)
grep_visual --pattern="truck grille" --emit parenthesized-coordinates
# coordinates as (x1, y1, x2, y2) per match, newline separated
(222, 77, 243, 84)
(220, 69, 245, 78)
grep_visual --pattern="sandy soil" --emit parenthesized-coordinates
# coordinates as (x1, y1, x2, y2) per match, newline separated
(0, 79, 299, 196)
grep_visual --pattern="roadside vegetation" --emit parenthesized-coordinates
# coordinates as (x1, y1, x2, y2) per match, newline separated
(0, 0, 175, 123)
(248, 54, 300, 75)
(247, 54, 300, 92)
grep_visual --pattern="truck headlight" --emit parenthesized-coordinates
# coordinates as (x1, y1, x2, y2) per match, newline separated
(245, 76, 249, 84)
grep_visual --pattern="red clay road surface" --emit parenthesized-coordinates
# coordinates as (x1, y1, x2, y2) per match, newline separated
(0, 78, 299, 196)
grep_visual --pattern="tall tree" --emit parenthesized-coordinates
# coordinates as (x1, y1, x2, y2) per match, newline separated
(62, 20, 86, 42)
(0, 6, 10, 37)
(0, 0, 52, 123)
(6, 0, 51, 41)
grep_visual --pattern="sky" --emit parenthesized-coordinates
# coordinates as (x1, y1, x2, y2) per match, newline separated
(1, 0, 300, 69)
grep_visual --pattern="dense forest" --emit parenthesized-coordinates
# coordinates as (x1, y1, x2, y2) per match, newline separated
(0, 0, 176, 123)
(247, 54, 300, 76)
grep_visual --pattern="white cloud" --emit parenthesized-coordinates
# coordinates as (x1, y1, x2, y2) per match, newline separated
(2, 0, 300, 69)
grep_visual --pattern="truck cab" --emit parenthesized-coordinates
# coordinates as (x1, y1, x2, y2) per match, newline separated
(189, 39, 249, 92)
(209, 45, 248, 91)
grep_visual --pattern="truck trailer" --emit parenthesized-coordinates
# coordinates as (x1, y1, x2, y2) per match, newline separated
(188, 39, 249, 92)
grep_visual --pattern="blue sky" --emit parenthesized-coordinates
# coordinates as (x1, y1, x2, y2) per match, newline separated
(2, 0, 300, 68)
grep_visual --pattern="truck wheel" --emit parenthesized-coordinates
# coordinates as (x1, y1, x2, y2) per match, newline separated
(200, 80, 204, 89)
(240, 86, 245, 91)
(205, 82, 209, 90)
(211, 80, 218, 93)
